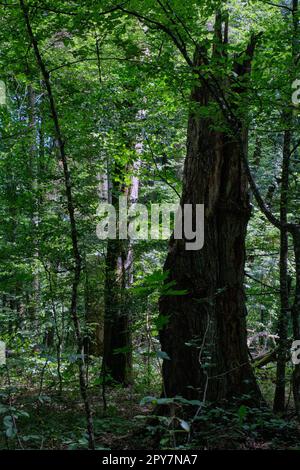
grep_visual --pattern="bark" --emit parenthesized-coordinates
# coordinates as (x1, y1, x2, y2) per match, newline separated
(159, 20, 262, 404)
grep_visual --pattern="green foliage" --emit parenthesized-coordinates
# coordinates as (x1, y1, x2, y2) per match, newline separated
(0, 0, 299, 451)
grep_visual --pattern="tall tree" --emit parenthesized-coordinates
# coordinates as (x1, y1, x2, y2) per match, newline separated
(19, 0, 95, 448)
(158, 10, 262, 402)
(240, 0, 300, 418)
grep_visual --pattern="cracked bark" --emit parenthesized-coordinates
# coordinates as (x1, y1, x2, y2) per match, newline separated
(159, 14, 262, 404)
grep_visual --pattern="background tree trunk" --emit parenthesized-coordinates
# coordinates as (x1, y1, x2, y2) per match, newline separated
(291, 227, 300, 417)
(102, 164, 140, 386)
(273, 130, 291, 412)
(102, 237, 132, 385)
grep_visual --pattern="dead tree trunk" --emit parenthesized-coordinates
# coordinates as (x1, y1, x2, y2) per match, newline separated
(159, 17, 262, 404)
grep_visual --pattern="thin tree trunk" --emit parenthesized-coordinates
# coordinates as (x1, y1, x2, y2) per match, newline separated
(274, 0, 298, 413)
(274, 130, 291, 412)
(20, 0, 95, 448)
(84, 258, 104, 358)
(27, 84, 41, 330)
(291, 226, 300, 417)
(291, 0, 300, 422)
(242, 0, 300, 420)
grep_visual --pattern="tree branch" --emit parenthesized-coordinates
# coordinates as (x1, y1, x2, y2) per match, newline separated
(117, 5, 193, 67)
(264, 1, 292, 11)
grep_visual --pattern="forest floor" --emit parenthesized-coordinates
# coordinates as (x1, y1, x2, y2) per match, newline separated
(1, 356, 300, 450)
(1, 383, 300, 450)
(0, 384, 156, 450)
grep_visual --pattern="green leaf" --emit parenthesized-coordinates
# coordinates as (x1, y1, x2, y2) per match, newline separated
(179, 419, 190, 432)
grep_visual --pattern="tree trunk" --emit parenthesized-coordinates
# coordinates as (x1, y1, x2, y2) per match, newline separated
(274, 0, 298, 413)
(102, 161, 140, 386)
(84, 256, 104, 357)
(274, 130, 291, 412)
(159, 26, 262, 404)
(290, 0, 300, 421)
(102, 237, 132, 385)
(101, 98, 143, 385)
(291, 226, 300, 417)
